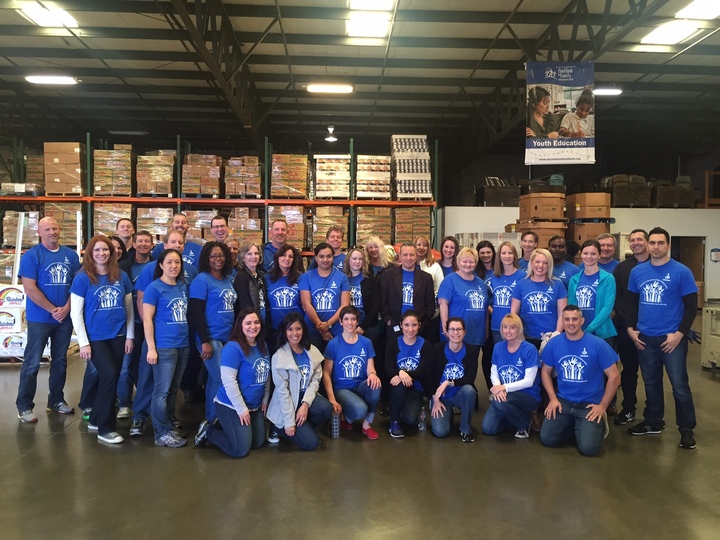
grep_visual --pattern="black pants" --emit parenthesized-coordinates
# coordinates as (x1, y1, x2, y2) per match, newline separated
(481, 332, 494, 390)
(615, 323, 639, 413)
(89, 336, 125, 435)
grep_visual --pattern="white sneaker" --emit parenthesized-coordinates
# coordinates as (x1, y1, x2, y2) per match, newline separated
(98, 432, 124, 444)
(116, 407, 131, 419)
(87, 423, 98, 433)
(514, 430, 530, 439)
(18, 410, 38, 423)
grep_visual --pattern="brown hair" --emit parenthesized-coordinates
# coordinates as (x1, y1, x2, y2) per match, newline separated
(83, 235, 121, 285)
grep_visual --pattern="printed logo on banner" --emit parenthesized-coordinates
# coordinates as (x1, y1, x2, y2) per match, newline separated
(0, 287, 25, 307)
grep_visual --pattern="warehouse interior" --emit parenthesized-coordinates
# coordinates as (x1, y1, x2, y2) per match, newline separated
(1, 1, 720, 537)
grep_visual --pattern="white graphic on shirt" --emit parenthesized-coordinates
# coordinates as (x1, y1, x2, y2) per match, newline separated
(402, 283, 414, 305)
(95, 286, 120, 309)
(397, 353, 420, 371)
(298, 364, 311, 390)
(259, 288, 266, 311)
(220, 288, 237, 311)
(46, 263, 70, 284)
(525, 291, 551, 313)
(466, 288, 485, 310)
(640, 279, 667, 304)
(516, 358, 524, 366)
(558, 355, 587, 383)
(338, 355, 365, 379)
(253, 357, 270, 384)
(182, 255, 193, 265)
(313, 288, 337, 311)
(558, 271, 567, 279)
(167, 297, 187, 322)
(272, 287, 298, 308)
(494, 286, 513, 307)
(663, 273, 671, 281)
(499, 365, 523, 384)
(350, 285, 364, 308)
(443, 362, 464, 381)
(575, 286, 595, 308)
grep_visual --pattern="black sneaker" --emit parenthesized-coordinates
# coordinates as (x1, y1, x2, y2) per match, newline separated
(129, 418, 146, 437)
(194, 420, 211, 447)
(267, 425, 280, 444)
(613, 410, 635, 426)
(460, 432, 475, 443)
(679, 430, 696, 449)
(379, 405, 390, 418)
(628, 420, 662, 436)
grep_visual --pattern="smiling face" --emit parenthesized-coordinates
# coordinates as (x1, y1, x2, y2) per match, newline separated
(478, 247, 494, 266)
(531, 253, 549, 279)
(446, 321, 465, 345)
(401, 315, 420, 340)
(340, 312, 358, 333)
(629, 231, 648, 258)
(134, 234, 153, 256)
(501, 320, 519, 342)
(366, 242, 380, 262)
(400, 245, 417, 271)
(598, 237, 616, 262)
(581, 245, 599, 268)
(171, 214, 189, 235)
(548, 238, 567, 262)
(499, 245, 515, 266)
(111, 239, 123, 260)
(225, 240, 239, 264)
(414, 238, 429, 259)
(562, 309, 584, 338)
(521, 234, 537, 255)
(316, 247, 334, 271)
(160, 251, 182, 280)
(116, 219, 134, 240)
(442, 240, 456, 261)
(270, 221, 288, 246)
(166, 231, 185, 252)
(209, 246, 226, 273)
(285, 320, 304, 348)
(243, 245, 260, 271)
(210, 218, 229, 242)
(242, 312, 262, 343)
(93, 240, 112, 267)
(458, 254, 477, 277)
(277, 248, 295, 274)
(38, 217, 60, 248)
(348, 250, 364, 274)
(327, 230, 343, 252)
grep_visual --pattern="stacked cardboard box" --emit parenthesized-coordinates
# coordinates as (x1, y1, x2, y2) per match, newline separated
(93, 203, 133, 237)
(565, 193, 611, 220)
(2, 211, 39, 248)
(25, 155, 44, 190)
(184, 210, 217, 244)
(314, 155, 350, 198)
(269, 205, 305, 247)
(225, 156, 262, 197)
(137, 153, 174, 195)
(312, 206, 346, 246)
(44, 202, 83, 246)
(271, 154, 308, 198)
(394, 207, 431, 245)
(44, 142, 85, 195)
(227, 207, 263, 245)
(93, 149, 133, 195)
(356, 155, 391, 199)
(182, 154, 222, 196)
(136, 207, 174, 244)
(391, 135, 432, 200)
(513, 193, 567, 248)
(356, 207, 392, 243)
(0, 254, 15, 284)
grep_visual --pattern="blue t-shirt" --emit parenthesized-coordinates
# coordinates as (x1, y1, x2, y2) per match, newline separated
(552, 260, 580, 288)
(263, 242, 279, 273)
(488, 269, 525, 332)
(266, 275, 302, 330)
(512, 277, 568, 339)
(298, 268, 350, 340)
(70, 271, 133, 341)
(573, 271, 600, 329)
(440, 264, 454, 277)
(189, 272, 236, 342)
(216, 341, 269, 411)
(518, 258, 530, 271)
(135, 259, 198, 293)
(325, 334, 375, 391)
(437, 272, 489, 345)
(628, 258, 698, 336)
(293, 350, 311, 393)
(439, 343, 466, 399)
(541, 333, 617, 404)
(125, 259, 154, 320)
(19, 244, 80, 324)
(151, 241, 202, 268)
(370, 264, 384, 276)
(396, 336, 425, 391)
(142, 279, 189, 348)
(309, 253, 347, 272)
(401, 269, 415, 314)
(580, 259, 619, 273)
(492, 340, 541, 401)
(347, 274, 366, 326)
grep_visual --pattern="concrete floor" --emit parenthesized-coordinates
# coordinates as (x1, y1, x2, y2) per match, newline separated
(0, 339, 719, 540)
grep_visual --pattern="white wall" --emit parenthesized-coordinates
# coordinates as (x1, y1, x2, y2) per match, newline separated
(442, 206, 720, 300)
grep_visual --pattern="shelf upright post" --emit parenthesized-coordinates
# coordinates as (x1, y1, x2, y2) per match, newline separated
(432, 139, 439, 248)
(264, 136, 271, 245)
(348, 137, 356, 246)
(86, 131, 93, 242)
(176, 135, 183, 211)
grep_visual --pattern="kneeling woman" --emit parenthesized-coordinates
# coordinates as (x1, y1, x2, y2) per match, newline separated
(481, 314, 541, 439)
(197, 308, 271, 457)
(266, 313, 332, 450)
(386, 310, 432, 438)
(323, 306, 382, 440)
(428, 317, 479, 442)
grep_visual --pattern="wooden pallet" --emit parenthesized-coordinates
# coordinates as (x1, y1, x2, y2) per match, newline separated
(94, 192, 132, 197)
(45, 192, 84, 197)
(225, 194, 262, 199)
(136, 192, 174, 198)
(568, 217, 616, 224)
(181, 193, 219, 199)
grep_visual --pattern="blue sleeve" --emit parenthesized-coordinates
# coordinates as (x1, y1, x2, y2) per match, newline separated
(298, 272, 310, 292)
(70, 271, 88, 296)
(511, 279, 523, 300)
(523, 341, 541, 369)
(555, 279, 568, 299)
(339, 273, 350, 292)
(189, 274, 208, 300)
(437, 275, 453, 302)
(597, 338, 619, 371)
(151, 243, 163, 259)
(540, 338, 557, 368)
(69, 250, 81, 274)
(324, 338, 337, 361)
(136, 263, 154, 292)
(18, 248, 38, 280)
(627, 267, 639, 294)
(365, 336, 376, 358)
(679, 265, 698, 296)
(143, 283, 160, 306)
(122, 272, 133, 295)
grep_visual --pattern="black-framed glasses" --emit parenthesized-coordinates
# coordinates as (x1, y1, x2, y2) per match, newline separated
(209, 254, 226, 260)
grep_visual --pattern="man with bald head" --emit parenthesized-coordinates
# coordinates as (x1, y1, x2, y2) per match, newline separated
(16, 216, 80, 423)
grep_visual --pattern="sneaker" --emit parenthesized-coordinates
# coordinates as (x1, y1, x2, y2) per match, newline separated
(98, 432, 124, 444)
(460, 432, 475, 443)
(18, 410, 38, 423)
(171, 417, 183, 430)
(116, 407, 131, 420)
(129, 418, 146, 437)
(514, 430, 529, 439)
(603, 413, 610, 440)
(267, 425, 280, 444)
(195, 420, 212, 447)
(82, 408, 92, 421)
(87, 423, 98, 433)
(613, 410, 635, 426)
(388, 421, 404, 438)
(628, 420, 662, 436)
(155, 431, 187, 448)
(362, 426, 379, 440)
(46, 401, 74, 415)
(679, 430, 696, 449)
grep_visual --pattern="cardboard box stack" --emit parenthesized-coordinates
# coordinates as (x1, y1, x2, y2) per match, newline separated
(25, 155, 44, 192)
(93, 147, 134, 195)
(0, 254, 16, 284)
(2, 211, 39, 248)
(312, 206, 346, 246)
(356, 155, 391, 199)
(314, 155, 350, 198)
(391, 135, 432, 199)
(137, 152, 174, 195)
(44, 202, 83, 246)
(269, 205, 305, 247)
(182, 154, 222, 196)
(93, 203, 133, 237)
(184, 210, 216, 245)
(225, 156, 261, 197)
(136, 207, 174, 244)
(227, 208, 263, 245)
(44, 142, 85, 195)
(513, 192, 567, 248)
(565, 192, 611, 245)
(356, 207, 392, 243)
(271, 154, 308, 198)
(394, 207, 431, 245)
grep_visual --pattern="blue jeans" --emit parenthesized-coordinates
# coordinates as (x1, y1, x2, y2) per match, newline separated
(540, 397, 605, 456)
(431, 385, 478, 436)
(335, 380, 381, 424)
(197, 338, 224, 422)
(150, 347, 189, 437)
(78, 360, 98, 410)
(117, 322, 144, 408)
(389, 384, 424, 424)
(280, 395, 333, 451)
(637, 333, 696, 431)
(131, 341, 153, 422)
(482, 391, 540, 435)
(208, 403, 265, 458)
(16, 318, 74, 411)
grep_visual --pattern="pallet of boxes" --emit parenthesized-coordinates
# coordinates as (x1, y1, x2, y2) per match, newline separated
(392, 135, 433, 200)
(509, 191, 567, 248)
(93, 145, 134, 196)
(225, 156, 261, 198)
(182, 154, 221, 197)
(650, 176, 694, 208)
(566, 193, 613, 262)
(137, 151, 175, 196)
(44, 142, 85, 196)
(606, 174, 651, 208)
(314, 155, 350, 198)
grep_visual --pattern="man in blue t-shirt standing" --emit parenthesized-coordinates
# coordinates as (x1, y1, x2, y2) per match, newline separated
(548, 236, 580, 288)
(262, 219, 288, 273)
(540, 305, 620, 456)
(626, 227, 698, 450)
(16, 217, 81, 423)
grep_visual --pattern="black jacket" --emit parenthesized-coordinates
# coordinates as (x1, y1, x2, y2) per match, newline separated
(379, 265, 435, 329)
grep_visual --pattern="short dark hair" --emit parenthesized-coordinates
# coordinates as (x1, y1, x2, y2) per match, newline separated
(445, 317, 466, 332)
(116, 217, 133, 229)
(563, 304, 583, 315)
(210, 215, 227, 226)
(135, 230, 153, 241)
(548, 235, 565, 246)
(276, 313, 311, 351)
(401, 309, 422, 324)
(581, 239, 601, 252)
(521, 231, 539, 243)
(339, 305, 360, 321)
(648, 227, 670, 243)
(630, 228, 649, 240)
(314, 242, 333, 256)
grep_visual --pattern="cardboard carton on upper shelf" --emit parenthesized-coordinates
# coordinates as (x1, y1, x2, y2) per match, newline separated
(566, 193, 611, 219)
(518, 193, 565, 220)
(43, 142, 85, 154)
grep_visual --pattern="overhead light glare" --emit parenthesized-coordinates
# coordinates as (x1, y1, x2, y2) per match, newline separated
(307, 84, 354, 94)
(25, 75, 77, 85)
(641, 20, 699, 45)
(348, 0, 395, 10)
(18, 2, 78, 28)
(346, 11, 390, 38)
(675, 0, 720, 20)
(593, 87, 623, 96)
(325, 125, 338, 142)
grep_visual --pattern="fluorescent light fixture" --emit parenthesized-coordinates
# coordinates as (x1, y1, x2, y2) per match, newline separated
(25, 75, 77, 85)
(108, 130, 148, 136)
(593, 87, 623, 96)
(641, 20, 699, 45)
(349, 0, 395, 10)
(346, 11, 391, 38)
(307, 84, 354, 94)
(18, 2, 78, 28)
(325, 125, 338, 142)
(676, 0, 720, 20)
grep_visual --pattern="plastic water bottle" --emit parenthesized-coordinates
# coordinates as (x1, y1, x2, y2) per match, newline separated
(417, 406, 427, 431)
(330, 412, 340, 439)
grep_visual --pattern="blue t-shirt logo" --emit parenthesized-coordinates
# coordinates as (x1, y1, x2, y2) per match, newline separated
(499, 365, 524, 384)
(465, 288, 486, 310)
(442, 362, 464, 381)
(314, 287, 337, 311)
(575, 286, 595, 308)
(253, 357, 270, 384)
(338, 354, 365, 379)
(640, 279, 668, 305)
(95, 284, 122, 309)
(494, 285, 513, 307)
(272, 285, 298, 308)
(45, 262, 71, 284)
(398, 351, 420, 371)
(220, 288, 237, 311)
(299, 364, 311, 390)
(350, 285, 364, 307)
(558, 354, 588, 383)
(402, 282, 414, 304)
(525, 291, 552, 313)
(516, 358, 524, 366)
(167, 296, 188, 322)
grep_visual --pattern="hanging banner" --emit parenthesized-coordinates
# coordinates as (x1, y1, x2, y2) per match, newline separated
(525, 61, 595, 165)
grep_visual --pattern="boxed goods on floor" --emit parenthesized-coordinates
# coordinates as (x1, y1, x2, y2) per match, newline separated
(566, 222, 610, 244)
(137, 154, 174, 195)
(565, 192, 611, 219)
(44, 142, 86, 195)
(271, 154, 308, 198)
(182, 155, 222, 196)
(519, 193, 565, 220)
(93, 149, 133, 195)
(93, 203, 133, 236)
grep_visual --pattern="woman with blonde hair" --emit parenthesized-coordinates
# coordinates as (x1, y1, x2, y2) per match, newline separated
(364, 235, 391, 275)
(414, 235, 443, 296)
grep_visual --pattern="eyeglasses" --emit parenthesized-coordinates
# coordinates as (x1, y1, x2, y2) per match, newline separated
(211, 224, 227, 229)
(447, 327, 465, 333)
(209, 254, 226, 260)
